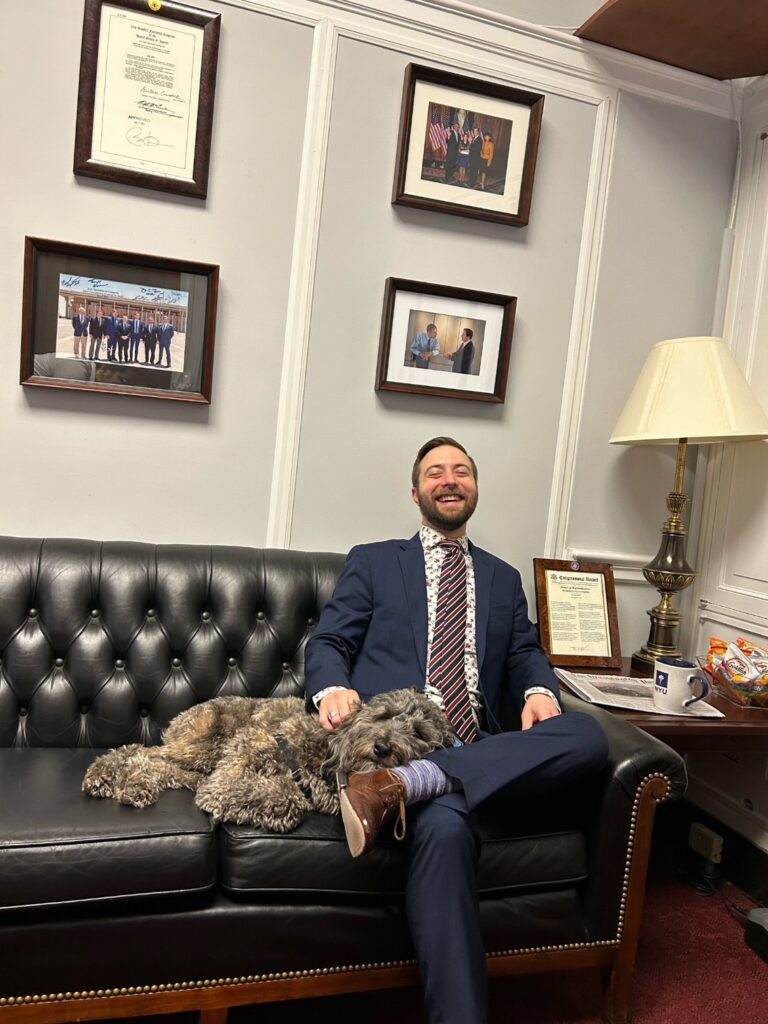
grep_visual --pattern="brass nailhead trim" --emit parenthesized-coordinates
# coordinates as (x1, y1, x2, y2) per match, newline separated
(0, 775, 672, 1008)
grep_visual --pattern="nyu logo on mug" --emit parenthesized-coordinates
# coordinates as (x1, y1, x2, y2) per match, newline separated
(653, 657, 710, 713)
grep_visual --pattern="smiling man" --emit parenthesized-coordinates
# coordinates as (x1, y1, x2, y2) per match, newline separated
(304, 437, 608, 1024)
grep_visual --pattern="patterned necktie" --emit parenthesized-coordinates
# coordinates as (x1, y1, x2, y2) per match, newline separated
(428, 541, 477, 743)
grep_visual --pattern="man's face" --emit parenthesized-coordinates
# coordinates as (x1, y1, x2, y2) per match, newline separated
(412, 445, 478, 536)
(427, 327, 437, 339)
(461, 330, 469, 342)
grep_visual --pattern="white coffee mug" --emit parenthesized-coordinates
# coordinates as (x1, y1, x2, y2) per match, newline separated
(653, 657, 710, 713)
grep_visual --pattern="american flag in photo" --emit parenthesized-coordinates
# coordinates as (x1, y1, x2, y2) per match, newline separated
(429, 106, 447, 156)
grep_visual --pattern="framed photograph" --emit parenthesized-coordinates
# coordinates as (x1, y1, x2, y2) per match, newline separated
(392, 64, 544, 227)
(74, 0, 221, 198)
(375, 278, 516, 403)
(533, 558, 622, 670)
(20, 237, 219, 403)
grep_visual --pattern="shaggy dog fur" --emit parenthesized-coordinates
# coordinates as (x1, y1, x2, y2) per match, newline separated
(83, 690, 455, 833)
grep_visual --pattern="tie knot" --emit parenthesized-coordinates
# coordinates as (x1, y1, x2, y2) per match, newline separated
(440, 541, 462, 554)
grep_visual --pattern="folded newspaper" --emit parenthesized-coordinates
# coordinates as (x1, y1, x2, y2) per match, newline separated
(554, 669, 725, 718)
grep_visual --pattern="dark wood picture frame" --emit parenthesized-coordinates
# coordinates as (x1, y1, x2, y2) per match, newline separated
(376, 277, 516, 403)
(392, 63, 544, 227)
(534, 558, 623, 670)
(74, 0, 220, 198)
(20, 236, 219, 404)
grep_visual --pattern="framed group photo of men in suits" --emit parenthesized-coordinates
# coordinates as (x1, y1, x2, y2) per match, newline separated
(392, 64, 545, 227)
(20, 237, 219, 403)
(375, 277, 516, 403)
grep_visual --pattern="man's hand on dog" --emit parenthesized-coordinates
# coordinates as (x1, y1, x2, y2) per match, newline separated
(319, 688, 362, 732)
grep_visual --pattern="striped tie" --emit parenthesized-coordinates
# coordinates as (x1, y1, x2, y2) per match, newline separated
(428, 541, 477, 743)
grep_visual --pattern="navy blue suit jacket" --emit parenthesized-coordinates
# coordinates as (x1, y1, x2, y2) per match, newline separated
(72, 314, 89, 336)
(304, 535, 559, 732)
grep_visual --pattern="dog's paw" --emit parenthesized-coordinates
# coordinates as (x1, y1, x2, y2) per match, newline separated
(82, 745, 144, 799)
(116, 778, 162, 808)
(111, 747, 165, 808)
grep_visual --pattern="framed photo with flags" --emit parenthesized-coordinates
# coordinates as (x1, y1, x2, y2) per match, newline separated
(392, 64, 544, 227)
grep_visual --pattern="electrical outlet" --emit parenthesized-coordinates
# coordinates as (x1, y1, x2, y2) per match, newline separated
(688, 821, 724, 864)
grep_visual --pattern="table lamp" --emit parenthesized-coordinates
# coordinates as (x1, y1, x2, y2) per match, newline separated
(609, 336, 768, 675)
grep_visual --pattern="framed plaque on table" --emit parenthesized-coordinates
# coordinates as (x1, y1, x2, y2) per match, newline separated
(533, 558, 622, 670)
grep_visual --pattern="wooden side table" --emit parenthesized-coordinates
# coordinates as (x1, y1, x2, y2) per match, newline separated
(574, 659, 768, 754)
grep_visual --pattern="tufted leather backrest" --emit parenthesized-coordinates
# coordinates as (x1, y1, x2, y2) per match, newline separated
(0, 537, 345, 748)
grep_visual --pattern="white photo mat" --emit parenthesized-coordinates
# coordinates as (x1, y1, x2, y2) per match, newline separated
(403, 81, 531, 216)
(387, 289, 505, 396)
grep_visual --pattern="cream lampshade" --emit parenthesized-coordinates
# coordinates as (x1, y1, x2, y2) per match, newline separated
(610, 336, 768, 673)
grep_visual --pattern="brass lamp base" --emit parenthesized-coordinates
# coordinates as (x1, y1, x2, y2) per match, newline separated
(632, 440, 696, 676)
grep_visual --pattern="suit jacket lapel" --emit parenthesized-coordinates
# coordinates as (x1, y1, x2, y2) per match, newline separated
(471, 543, 494, 671)
(398, 535, 428, 678)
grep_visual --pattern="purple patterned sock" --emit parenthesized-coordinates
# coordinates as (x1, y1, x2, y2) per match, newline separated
(391, 759, 459, 805)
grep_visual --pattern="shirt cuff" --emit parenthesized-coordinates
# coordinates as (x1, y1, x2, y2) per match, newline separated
(311, 685, 348, 710)
(523, 687, 561, 713)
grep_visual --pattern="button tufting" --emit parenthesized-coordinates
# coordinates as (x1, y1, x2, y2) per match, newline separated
(18, 706, 28, 717)
(307, 617, 315, 626)
(80, 702, 90, 714)
(172, 657, 181, 667)
(139, 707, 150, 718)
(54, 658, 64, 667)
(91, 609, 99, 618)
(146, 609, 156, 618)
(201, 611, 211, 621)
(228, 657, 237, 666)
(28, 609, 37, 618)
(282, 662, 290, 671)
(256, 612, 265, 620)
(115, 659, 125, 669)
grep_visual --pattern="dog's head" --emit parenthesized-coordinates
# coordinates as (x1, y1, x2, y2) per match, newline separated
(325, 689, 456, 773)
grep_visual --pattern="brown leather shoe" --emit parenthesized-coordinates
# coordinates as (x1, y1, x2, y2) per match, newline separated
(338, 769, 407, 858)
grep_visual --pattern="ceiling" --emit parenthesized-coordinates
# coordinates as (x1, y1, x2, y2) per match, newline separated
(575, 0, 768, 80)
(471, 1, 768, 81)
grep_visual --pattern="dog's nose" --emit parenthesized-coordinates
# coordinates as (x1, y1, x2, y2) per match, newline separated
(373, 741, 392, 759)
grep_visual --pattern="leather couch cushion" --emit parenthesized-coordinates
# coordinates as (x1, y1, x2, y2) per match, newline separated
(0, 749, 216, 911)
(219, 804, 588, 897)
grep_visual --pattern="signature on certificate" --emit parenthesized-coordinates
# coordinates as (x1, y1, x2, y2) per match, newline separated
(125, 126, 169, 148)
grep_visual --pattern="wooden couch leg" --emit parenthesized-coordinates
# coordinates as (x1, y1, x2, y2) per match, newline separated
(601, 963, 630, 1024)
(199, 1008, 229, 1024)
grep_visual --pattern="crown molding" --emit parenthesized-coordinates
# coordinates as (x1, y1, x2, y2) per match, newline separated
(221, 0, 737, 117)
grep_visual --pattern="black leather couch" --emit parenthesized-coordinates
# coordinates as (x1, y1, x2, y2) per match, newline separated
(0, 537, 686, 1024)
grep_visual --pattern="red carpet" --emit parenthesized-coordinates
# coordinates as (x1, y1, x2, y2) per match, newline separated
(229, 846, 768, 1023)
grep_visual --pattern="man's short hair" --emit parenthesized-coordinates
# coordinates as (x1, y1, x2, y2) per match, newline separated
(426, 323, 437, 333)
(411, 437, 478, 488)
(463, 328, 473, 340)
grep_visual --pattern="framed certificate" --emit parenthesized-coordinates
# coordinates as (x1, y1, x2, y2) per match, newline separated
(74, 0, 221, 198)
(20, 236, 219, 403)
(533, 559, 622, 670)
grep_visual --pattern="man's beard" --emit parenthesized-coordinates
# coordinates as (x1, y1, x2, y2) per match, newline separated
(416, 487, 478, 532)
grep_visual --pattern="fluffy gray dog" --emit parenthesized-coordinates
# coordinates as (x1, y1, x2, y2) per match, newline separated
(83, 689, 455, 833)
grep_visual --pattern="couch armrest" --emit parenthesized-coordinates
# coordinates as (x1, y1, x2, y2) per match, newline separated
(560, 693, 687, 939)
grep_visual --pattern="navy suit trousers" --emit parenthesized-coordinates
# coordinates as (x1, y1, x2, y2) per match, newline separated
(404, 710, 608, 1024)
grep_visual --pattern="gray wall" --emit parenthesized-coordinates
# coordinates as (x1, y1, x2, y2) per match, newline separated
(0, 1, 737, 659)
(0, 1, 313, 545)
